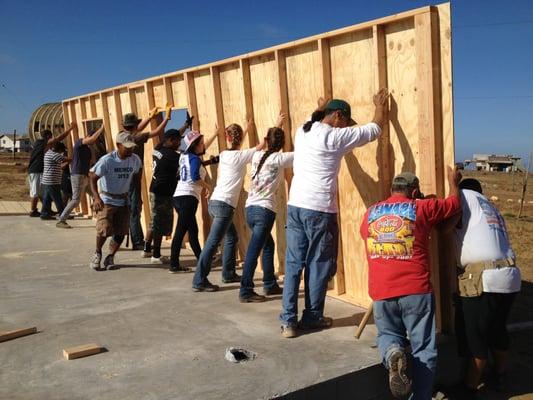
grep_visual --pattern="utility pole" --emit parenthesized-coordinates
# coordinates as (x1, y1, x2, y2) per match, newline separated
(12, 129, 16, 161)
(517, 153, 532, 220)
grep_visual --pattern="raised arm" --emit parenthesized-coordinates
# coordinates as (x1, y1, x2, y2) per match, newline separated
(82, 124, 105, 145)
(147, 105, 172, 138)
(48, 122, 76, 147)
(135, 106, 159, 133)
(204, 123, 221, 150)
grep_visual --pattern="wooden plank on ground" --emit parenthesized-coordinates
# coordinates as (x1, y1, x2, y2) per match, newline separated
(0, 327, 37, 342)
(63, 343, 105, 360)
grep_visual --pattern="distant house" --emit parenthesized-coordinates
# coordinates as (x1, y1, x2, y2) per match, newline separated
(0, 134, 33, 153)
(464, 154, 521, 172)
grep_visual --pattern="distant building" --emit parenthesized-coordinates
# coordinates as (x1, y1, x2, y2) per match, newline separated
(0, 134, 33, 153)
(464, 154, 521, 172)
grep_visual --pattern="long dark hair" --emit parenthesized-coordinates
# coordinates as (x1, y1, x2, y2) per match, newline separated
(303, 110, 326, 132)
(252, 127, 285, 180)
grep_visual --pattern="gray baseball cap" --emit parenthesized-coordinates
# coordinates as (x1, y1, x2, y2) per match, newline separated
(115, 131, 137, 148)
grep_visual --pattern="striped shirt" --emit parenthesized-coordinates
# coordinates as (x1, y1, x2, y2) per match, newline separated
(42, 150, 65, 185)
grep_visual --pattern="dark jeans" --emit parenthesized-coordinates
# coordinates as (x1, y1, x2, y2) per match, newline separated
(193, 200, 238, 287)
(240, 206, 277, 298)
(41, 184, 64, 218)
(113, 177, 143, 246)
(170, 196, 202, 268)
(280, 205, 338, 327)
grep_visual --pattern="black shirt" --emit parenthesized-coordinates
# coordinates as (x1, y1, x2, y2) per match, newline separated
(28, 139, 47, 174)
(149, 144, 180, 196)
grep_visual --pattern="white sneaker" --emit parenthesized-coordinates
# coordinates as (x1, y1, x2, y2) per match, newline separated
(151, 256, 170, 264)
(90, 252, 103, 271)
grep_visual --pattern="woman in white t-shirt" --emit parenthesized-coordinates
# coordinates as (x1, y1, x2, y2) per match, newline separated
(240, 121, 293, 302)
(192, 120, 266, 292)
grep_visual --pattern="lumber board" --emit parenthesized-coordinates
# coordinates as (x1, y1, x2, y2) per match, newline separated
(0, 327, 37, 342)
(63, 343, 105, 360)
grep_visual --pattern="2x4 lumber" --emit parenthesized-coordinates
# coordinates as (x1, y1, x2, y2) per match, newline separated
(210, 66, 226, 150)
(128, 88, 138, 116)
(62, 102, 73, 155)
(63, 343, 105, 360)
(185, 72, 199, 131)
(240, 59, 255, 146)
(68, 100, 88, 216)
(163, 77, 174, 108)
(99, 93, 115, 155)
(63, 5, 433, 103)
(0, 327, 37, 343)
(112, 89, 123, 146)
(89, 96, 97, 119)
(373, 24, 392, 196)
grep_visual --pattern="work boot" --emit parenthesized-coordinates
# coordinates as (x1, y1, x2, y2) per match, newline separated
(298, 316, 333, 330)
(281, 325, 297, 338)
(263, 285, 283, 296)
(193, 279, 219, 292)
(103, 254, 118, 270)
(168, 265, 191, 274)
(239, 292, 267, 303)
(90, 252, 103, 271)
(56, 221, 71, 229)
(387, 348, 412, 399)
(29, 210, 40, 217)
(222, 273, 242, 284)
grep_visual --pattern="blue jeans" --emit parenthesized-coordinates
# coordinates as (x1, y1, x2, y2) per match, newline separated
(280, 205, 338, 327)
(240, 206, 277, 298)
(373, 293, 437, 400)
(192, 200, 238, 287)
(41, 184, 64, 218)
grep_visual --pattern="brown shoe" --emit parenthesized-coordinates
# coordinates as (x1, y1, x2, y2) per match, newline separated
(239, 292, 266, 303)
(388, 349, 412, 399)
(298, 316, 333, 330)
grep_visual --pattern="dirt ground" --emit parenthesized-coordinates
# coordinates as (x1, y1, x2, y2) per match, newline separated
(0, 153, 30, 201)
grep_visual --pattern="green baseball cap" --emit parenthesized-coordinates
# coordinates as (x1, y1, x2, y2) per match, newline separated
(325, 99, 357, 125)
(392, 172, 419, 188)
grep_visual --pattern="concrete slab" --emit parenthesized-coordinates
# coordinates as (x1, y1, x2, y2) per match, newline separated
(0, 216, 384, 400)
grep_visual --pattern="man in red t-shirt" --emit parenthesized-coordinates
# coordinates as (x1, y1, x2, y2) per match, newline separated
(359, 167, 461, 399)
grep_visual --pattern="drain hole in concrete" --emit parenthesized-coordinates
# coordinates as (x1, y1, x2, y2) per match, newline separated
(225, 347, 256, 363)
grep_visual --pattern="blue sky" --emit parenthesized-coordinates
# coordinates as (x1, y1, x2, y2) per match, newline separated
(1, 0, 532, 165)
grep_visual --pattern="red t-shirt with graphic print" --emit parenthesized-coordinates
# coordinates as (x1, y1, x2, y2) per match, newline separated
(359, 194, 460, 301)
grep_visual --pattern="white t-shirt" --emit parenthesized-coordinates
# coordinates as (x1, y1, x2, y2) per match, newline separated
(455, 189, 521, 293)
(245, 151, 294, 212)
(210, 148, 256, 208)
(288, 121, 381, 213)
(173, 152, 207, 201)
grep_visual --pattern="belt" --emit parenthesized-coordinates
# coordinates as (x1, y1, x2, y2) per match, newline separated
(101, 191, 128, 200)
(461, 257, 515, 271)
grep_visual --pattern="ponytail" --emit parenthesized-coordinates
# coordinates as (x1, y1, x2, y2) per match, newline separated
(226, 124, 243, 150)
(252, 127, 285, 180)
(303, 110, 326, 132)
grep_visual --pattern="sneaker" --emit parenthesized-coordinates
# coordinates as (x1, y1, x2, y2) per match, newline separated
(281, 325, 297, 338)
(29, 210, 40, 217)
(192, 280, 219, 292)
(263, 285, 283, 296)
(239, 292, 267, 303)
(56, 221, 71, 229)
(151, 256, 170, 264)
(168, 265, 191, 274)
(103, 254, 118, 270)
(388, 349, 412, 399)
(142, 251, 152, 258)
(90, 252, 103, 271)
(222, 273, 242, 284)
(298, 316, 333, 330)
(40, 215, 56, 220)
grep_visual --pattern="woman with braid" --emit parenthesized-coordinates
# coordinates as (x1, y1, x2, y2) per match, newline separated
(192, 118, 266, 292)
(239, 113, 292, 302)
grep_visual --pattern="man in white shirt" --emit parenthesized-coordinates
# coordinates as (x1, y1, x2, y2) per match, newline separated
(452, 178, 521, 396)
(280, 89, 389, 338)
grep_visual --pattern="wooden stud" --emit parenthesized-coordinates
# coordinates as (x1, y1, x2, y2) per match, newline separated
(0, 327, 37, 343)
(240, 59, 256, 146)
(89, 96, 97, 119)
(275, 49, 293, 192)
(185, 72, 199, 131)
(163, 77, 174, 108)
(112, 89, 123, 144)
(210, 66, 226, 150)
(318, 38, 333, 100)
(63, 343, 105, 360)
(128, 88, 138, 116)
(68, 101, 88, 216)
(99, 93, 115, 154)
